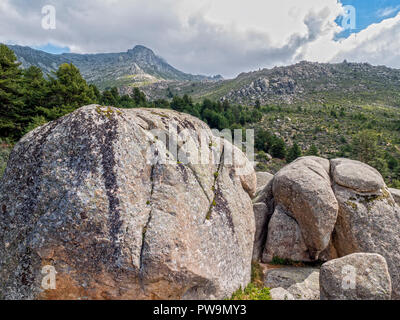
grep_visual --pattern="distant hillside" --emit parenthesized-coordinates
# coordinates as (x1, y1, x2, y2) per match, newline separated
(140, 61, 400, 107)
(7, 44, 223, 90)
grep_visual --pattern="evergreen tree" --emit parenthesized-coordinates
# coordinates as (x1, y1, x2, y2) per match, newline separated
(171, 95, 185, 112)
(255, 130, 274, 152)
(101, 89, 118, 106)
(353, 129, 379, 164)
(132, 87, 146, 106)
(222, 99, 230, 111)
(0, 44, 24, 139)
(89, 84, 101, 103)
(287, 142, 302, 163)
(22, 66, 48, 114)
(45, 63, 96, 119)
(307, 144, 319, 156)
(271, 138, 286, 159)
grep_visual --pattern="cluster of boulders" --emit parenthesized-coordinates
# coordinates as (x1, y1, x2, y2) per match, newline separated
(254, 156, 400, 300)
(0, 105, 399, 300)
(223, 76, 298, 105)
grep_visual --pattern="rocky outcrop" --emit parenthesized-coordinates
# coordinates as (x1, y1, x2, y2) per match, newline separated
(320, 253, 392, 300)
(256, 156, 400, 299)
(266, 267, 320, 300)
(331, 159, 400, 300)
(270, 157, 338, 260)
(0, 105, 255, 300)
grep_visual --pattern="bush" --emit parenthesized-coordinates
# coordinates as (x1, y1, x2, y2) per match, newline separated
(270, 256, 297, 266)
(271, 138, 287, 159)
(228, 284, 271, 300)
(286, 143, 302, 163)
(307, 144, 319, 156)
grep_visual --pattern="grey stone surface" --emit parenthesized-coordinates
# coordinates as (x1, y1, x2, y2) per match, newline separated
(320, 253, 392, 300)
(266, 267, 320, 300)
(389, 188, 400, 206)
(0, 105, 256, 300)
(332, 182, 400, 299)
(256, 172, 274, 190)
(272, 156, 338, 259)
(262, 206, 311, 263)
(252, 178, 275, 261)
(331, 158, 385, 193)
(252, 203, 272, 261)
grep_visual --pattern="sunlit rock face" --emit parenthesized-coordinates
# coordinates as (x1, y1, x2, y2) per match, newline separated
(0, 105, 255, 300)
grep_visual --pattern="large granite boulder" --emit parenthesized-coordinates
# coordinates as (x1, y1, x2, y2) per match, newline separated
(0, 105, 256, 300)
(320, 253, 392, 300)
(331, 159, 400, 299)
(331, 158, 385, 193)
(272, 157, 338, 259)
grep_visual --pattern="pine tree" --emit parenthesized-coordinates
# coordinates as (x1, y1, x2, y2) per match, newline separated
(271, 138, 286, 159)
(101, 89, 118, 106)
(45, 63, 96, 119)
(132, 87, 146, 106)
(287, 142, 302, 163)
(0, 44, 24, 139)
(307, 144, 319, 156)
(22, 66, 48, 115)
(89, 84, 101, 103)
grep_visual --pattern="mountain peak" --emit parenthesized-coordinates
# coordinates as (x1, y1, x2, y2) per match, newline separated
(7, 44, 220, 89)
(128, 45, 155, 55)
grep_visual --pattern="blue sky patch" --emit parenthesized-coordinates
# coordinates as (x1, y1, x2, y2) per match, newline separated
(337, 0, 400, 38)
(34, 43, 70, 54)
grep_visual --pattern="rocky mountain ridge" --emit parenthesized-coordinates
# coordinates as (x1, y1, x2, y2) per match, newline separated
(140, 60, 400, 106)
(7, 44, 223, 90)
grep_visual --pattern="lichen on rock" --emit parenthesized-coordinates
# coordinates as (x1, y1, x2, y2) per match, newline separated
(0, 105, 256, 300)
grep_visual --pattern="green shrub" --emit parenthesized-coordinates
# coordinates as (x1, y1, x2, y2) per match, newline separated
(270, 256, 298, 266)
(251, 261, 264, 288)
(228, 283, 271, 301)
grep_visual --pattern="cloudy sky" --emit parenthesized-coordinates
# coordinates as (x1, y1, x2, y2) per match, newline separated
(1, 0, 400, 78)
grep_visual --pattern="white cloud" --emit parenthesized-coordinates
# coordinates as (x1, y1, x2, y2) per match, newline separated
(330, 12, 400, 68)
(377, 5, 400, 18)
(0, 0, 400, 77)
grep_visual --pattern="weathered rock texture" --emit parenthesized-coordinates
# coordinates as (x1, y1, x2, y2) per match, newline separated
(0, 105, 256, 300)
(266, 267, 320, 300)
(331, 159, 400, 300)
(256, 156, 400, 299)
(262, 206, 310, 263)
(389, 188, 400, 206)
(320, 253, 392, 300)
(262, 157, 338, 261)
(252, 178, 274, 261)
(255, 172, 274, 195)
